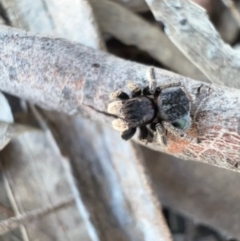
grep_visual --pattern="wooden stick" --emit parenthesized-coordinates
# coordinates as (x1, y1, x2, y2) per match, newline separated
(0, 26, 239, 171)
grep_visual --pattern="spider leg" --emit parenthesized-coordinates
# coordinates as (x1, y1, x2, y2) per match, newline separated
(157, 82, 181, 91)
(108, 101, 123, 116)
(112, 118, 128, 131)
(150, 123, 156, 131)
(142, 67, 156, 96)
(138, 126, 150, 143)
(147, 67, 156, 94)
(108, 90, 129, 115)
(138, 126, 153, 144)
(109, 90, 129, 101)
(162, 121, 198, 143)
(155, 123, 167, 145)
(121, 127, 136, 140)
(126, 82, 141, 97)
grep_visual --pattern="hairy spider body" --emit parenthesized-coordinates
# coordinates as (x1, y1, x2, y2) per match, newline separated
(157, 87, 191, 131)
(108, 67, 195, 145)
(108, 93, 156, 141)
(120, 96, 156, 127)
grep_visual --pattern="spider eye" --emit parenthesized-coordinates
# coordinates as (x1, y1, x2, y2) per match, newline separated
(172, 118, 189, 130)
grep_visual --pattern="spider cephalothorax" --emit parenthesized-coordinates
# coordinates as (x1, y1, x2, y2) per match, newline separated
(108, 67, 194, 145)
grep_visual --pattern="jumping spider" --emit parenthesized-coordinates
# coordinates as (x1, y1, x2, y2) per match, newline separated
(108, 67, 195, 145)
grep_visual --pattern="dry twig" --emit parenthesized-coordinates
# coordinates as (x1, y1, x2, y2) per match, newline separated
(0, 196, 74, 235)
(0, 92, 39, 150)
(110, 0, 149, 12)
(217, 1, 240, 43)
(221, 0, 240, 27)
(0, 128, 90, 241)
(0, 0, 105, 50)
(144, 149, 240, 238)
(144, 0, 240, 88)
(0, 25, 238, 172)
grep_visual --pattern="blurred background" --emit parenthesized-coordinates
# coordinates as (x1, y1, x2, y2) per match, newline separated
(0, 0, 240, 241)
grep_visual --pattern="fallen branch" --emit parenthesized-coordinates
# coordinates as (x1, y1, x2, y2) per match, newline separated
(144, 148, 240, 239)
(90, 0, 207, 81)
(0, 91, 39, 150)
(0, 195, 74, 235)
(0, 0, 106, 50)
(144, 0, 240, 88)
(0, 26, 239, 172)
(110, 0, 149, 12)
(221, 0, 240, 28)
(217, 1, 240, 43)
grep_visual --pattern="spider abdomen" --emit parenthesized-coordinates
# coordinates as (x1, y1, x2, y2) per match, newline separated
(157, 87, 191, 130)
